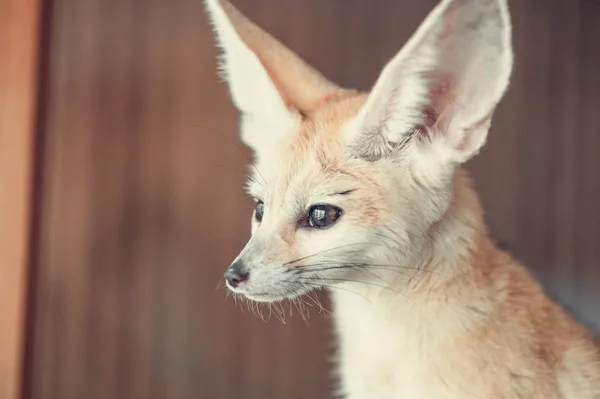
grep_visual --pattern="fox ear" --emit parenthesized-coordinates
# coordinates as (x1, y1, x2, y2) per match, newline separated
(204, 0, 341, 152)
(344, 0, 513, 178)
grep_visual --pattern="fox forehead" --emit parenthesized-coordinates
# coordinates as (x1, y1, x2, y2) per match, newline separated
(246, 93, 390, 223)
(247, 92, 369, 197)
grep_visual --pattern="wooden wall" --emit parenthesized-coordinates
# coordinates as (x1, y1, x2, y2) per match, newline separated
(24, 0, 599, 398)
(0, 0, 40, 397)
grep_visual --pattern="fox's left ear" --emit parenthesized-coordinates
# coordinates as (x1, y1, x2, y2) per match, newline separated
(344, 0, 513, 179)
(204, 0, 341, 153)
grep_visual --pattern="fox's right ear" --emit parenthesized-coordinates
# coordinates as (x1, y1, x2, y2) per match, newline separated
(204, 0, 341, 154)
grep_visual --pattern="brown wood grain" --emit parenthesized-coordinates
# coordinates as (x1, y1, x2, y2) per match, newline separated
(27, 0, 600, 398)
(0, 0, 41, 398)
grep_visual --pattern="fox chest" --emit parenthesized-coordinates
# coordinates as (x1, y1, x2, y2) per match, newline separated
(330, 292, 487, 399)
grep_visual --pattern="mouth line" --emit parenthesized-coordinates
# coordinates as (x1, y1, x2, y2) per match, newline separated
(225, 281, 315, 303)
(246, 292, 271, 297)
(225, 283, 273, 298)
(244, 287, 313, 303)
(244, 291, 286, 303)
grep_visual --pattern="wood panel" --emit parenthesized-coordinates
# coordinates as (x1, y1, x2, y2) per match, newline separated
(27, 0, 600, 398)
(0, 0, 41, 397)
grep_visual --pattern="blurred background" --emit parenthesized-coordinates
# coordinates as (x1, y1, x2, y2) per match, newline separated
(1, 0, 599, 398)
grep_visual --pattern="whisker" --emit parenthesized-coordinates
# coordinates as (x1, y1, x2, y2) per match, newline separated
(284, 280, 372, 304)
(296, 262, 442, 276)
(374, 226, 412, 251)
(250, 164, 268, 189)
(298, 262, 393, 284)
(294, 264, 414, 279)
(283, 244, 359, 266)
(247, 300, 254, 317)
(300, 261, 435, 272)
(273, 302, 286, 324)
(254, 301, 264, 322)
(293, 297, 310, 324)
(299, 296, 314, 315)
(295, 276, 411, 300)
(307, 291, 331, 316)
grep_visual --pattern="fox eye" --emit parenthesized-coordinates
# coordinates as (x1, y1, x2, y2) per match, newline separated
(255, 201, 264, 222)
(308, 205, 342, 229)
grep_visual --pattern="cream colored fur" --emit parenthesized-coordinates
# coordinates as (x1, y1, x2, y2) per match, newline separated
(204, 0, 600, 397)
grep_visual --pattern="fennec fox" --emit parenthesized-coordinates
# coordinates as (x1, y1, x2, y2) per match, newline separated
(204, 0, 600, 397)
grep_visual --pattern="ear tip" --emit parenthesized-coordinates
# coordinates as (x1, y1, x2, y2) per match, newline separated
(498, 0, 515, 74)
(203, 0, 234, 20)
(202, 0, 216, 12)
(440, 0, 513, 24)
(202, 0, 220, 22)
(203, 0, 226, 8)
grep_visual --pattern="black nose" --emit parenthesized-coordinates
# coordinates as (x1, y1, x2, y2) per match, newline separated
(224, 261, 249, 288)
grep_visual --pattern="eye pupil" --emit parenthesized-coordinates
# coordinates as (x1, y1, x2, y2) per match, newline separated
(255, 201, 264, 222)
(308, 205, 341, 229)
(313, 208, 326, 221)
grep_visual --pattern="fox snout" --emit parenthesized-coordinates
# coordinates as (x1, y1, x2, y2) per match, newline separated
(224, 260, 249, 289)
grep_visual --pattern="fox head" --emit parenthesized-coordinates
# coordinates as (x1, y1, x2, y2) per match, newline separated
(205, 0, 513, 303)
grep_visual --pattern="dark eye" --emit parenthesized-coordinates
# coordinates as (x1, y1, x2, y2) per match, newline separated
(308, 205, 342, 229)
(255, 201, 264, 222)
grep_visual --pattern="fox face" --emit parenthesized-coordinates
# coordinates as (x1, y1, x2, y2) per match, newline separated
(232, 95, 434, 302)
(205, 0, 513, 303)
